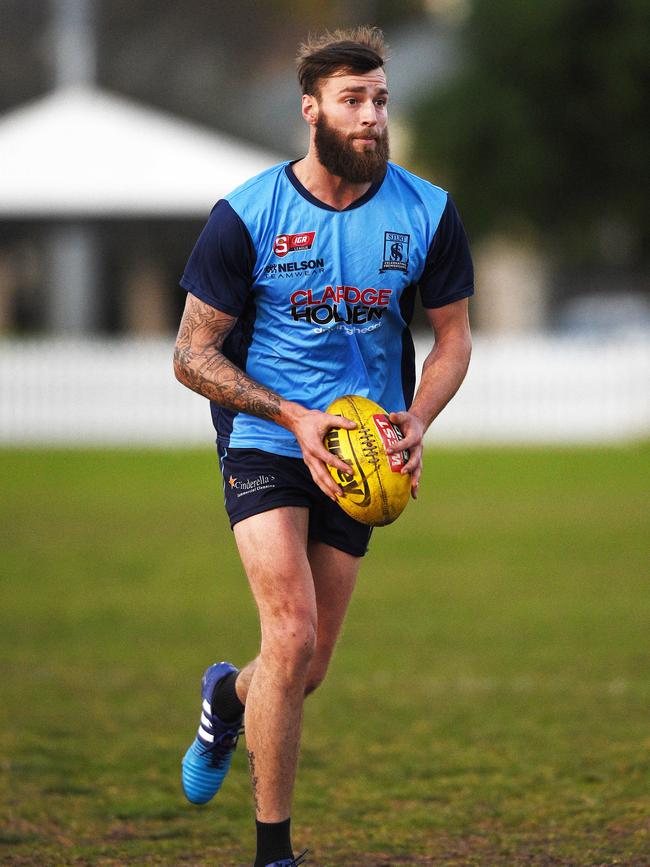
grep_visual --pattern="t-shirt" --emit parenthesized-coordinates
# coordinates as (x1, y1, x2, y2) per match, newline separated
(180, 160, 473, 458)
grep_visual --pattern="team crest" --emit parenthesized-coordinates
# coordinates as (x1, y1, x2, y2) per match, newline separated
(381, 231, 410, 273)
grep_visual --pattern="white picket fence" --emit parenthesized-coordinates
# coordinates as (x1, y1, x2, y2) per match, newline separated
(0, 335, 648, 445)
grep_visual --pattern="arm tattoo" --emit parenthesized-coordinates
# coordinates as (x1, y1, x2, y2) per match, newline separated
(173, 297, 282, 420)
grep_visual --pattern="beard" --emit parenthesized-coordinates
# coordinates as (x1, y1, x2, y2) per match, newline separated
(314, 111, 389, 184)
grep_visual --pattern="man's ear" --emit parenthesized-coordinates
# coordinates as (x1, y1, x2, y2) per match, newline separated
(301, 94, 318, 126)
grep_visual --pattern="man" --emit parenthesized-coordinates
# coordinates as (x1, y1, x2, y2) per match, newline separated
(173, 26, 473, 867)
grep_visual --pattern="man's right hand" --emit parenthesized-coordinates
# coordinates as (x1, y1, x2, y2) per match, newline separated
(287, 407, 357, 501)
(174, 296, 357, 501)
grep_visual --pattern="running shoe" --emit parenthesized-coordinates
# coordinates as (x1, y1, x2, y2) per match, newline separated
(265, 852, 309, 867)
(181, 661, 243, 804)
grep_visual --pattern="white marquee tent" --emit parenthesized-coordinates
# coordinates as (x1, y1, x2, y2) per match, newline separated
(0, 85, 284, 217)
(0, 86, 285, 330)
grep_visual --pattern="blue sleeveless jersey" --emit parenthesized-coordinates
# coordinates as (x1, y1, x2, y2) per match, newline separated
(180, 161, 473, 458)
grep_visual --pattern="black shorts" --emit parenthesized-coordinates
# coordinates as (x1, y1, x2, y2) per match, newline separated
(217, 446, 372, 558)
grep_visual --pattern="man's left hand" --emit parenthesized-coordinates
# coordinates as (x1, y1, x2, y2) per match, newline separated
(386, 411, 425, 499)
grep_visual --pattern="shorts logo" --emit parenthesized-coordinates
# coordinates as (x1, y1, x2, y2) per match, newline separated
(227, 474, 277, 498)
(274, 231, 316, 258)
(381, 231, 410, 273)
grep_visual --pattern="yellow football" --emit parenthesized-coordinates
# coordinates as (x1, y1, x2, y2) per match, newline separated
(324, 394, 411, 526)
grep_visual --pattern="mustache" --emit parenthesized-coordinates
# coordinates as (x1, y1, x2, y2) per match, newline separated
(351, 132, 380, 140)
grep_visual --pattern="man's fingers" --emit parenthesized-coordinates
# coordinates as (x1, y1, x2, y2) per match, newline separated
(308, 460, 343, 501)
(387, 432, 418, 453)
(304, 450, 345, 498)
(324, 412, 357, 431)
(386, 411, 421, 453)
(321, 480, 342, 501)
(400, 446, 422, 476)
(327, 457, 354, 475)
(401, 456, 420, 475)
(408, 464, 422, 499)
(316, 445, 352, 475)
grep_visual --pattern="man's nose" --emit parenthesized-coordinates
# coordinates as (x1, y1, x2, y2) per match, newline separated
(360, 102, 378, 125)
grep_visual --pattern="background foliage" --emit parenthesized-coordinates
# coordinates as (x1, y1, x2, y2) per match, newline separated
(411, 0, 650, 268)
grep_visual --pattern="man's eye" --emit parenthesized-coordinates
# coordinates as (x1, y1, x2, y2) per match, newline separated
(346, 98, 357, 105)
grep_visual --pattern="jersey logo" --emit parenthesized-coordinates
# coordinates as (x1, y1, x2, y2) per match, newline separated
(273, 231, 316, 258)
(289, 284, 391, 334)
(381, 231, 410, 273)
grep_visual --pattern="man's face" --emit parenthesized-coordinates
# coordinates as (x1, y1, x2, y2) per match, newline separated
(311, 68, 389, 184)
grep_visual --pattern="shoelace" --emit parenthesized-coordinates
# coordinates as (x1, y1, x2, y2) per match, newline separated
(200, 725, 244, 768)
(284, 850, 309, 866)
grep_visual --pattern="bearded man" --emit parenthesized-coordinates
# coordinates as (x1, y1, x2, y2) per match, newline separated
(173, 26, 474, 867)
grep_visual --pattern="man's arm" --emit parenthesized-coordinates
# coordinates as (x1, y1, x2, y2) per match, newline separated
(387, 297, 472, 498)
(173, 293, 355, 499)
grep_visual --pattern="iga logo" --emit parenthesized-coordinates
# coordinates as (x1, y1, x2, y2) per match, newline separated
(273, 231, 316, 258)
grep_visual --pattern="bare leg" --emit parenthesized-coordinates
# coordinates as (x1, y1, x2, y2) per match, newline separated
(233, 507, 316, 822)
(234, 656, 258, 703)
(304, 540, 361, 693)
(234, 540, 361, 702)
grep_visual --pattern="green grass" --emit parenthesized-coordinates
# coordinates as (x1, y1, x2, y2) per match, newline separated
(0, 445, 648, 866)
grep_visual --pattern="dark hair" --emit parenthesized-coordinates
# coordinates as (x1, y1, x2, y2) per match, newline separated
(296, 26, 387, 96)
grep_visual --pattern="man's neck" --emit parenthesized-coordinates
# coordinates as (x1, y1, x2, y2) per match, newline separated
(291, 153, 373, 211)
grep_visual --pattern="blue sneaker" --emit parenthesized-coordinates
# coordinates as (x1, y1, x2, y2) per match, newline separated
(266, 851, 309, 866)
(181, 661, 243, 804)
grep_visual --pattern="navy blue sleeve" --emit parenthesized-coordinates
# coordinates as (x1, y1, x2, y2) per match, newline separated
(180, 199, 256, 316)
(419, 194, 474, 309)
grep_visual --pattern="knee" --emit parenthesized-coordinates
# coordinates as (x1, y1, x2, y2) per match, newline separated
(304, 671, 325, 696)
(304, 656, 330, 696)
(262, 612, 317, 674)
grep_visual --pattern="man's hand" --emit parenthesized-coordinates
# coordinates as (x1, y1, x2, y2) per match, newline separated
(386, 411, 425, 499)
(289, 408, 357, 501)
(175, 296, 359, 501)
(384, 299, 472, 502)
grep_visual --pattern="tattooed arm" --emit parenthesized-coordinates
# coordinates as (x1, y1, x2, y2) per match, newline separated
(173, 293, 283, 419)
(173, 293, 355, 499)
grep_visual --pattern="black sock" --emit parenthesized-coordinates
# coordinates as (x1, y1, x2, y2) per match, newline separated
(254, 817, 292, 867)
(211, 671, 245, 723)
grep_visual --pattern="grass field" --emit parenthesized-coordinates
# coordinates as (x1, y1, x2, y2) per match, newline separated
(1, 445, 649, 866)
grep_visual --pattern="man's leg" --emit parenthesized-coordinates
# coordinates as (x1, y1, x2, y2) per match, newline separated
(235, 540, 361, 700)
(233, 513, 362, 866)
(233, 506, 316, 865)
(304, 540, 361, 694)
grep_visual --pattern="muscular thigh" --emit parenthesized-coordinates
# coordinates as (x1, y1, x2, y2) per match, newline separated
(233, 507, 316, 628)
(232, 511, 359, 646)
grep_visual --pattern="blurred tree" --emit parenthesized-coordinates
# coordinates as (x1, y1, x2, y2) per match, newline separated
(411, 0, 650, 268)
